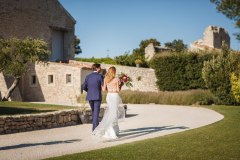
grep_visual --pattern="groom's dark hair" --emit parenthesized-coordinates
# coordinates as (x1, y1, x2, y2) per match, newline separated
(92, 63, 101, 71)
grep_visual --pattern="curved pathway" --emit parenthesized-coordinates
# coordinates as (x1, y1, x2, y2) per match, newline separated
(0, 104, 224, 160)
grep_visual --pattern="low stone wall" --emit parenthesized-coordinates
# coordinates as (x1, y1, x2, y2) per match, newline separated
(0, 108, 105, 135)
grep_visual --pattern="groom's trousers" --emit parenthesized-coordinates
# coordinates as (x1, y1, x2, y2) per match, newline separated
(89, 100, 101, 131)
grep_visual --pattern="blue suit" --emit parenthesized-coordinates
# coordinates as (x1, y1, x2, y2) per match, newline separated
(81, 72, 104, 131)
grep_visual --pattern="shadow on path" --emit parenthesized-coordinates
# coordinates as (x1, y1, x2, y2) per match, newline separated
(105, 126, 188, 142)
(0, 139, 81, 151)
(125, 114, 138, 118)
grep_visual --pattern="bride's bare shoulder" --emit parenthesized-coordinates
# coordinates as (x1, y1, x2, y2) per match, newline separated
(114, 77, 119, 81)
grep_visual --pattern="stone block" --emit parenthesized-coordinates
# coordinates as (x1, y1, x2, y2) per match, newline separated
(19, 129, 26, 132)
(46, 117, 52, 122)
(26, 128, 33, 131)
(63, 116, 69, 123)
(6, 130, 12, 134)
(58, 116, 64, 124)
(28, 116, 34, 121)
(12, 130, 18, 133)
(71, 115, 79, 121)
(5, 117, 13, 122)
(71, 121, 77, 125)
(52, 123, 58, 128)
(0, 127, 4, 132)
(51, 115, 56, 122)
(66, 122, 72, 125)
(0, 120, 5, 125)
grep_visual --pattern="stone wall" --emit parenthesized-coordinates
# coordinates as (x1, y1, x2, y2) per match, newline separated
(2, 61, 158, 104)
(70, 61, 159, 92)
(19, 62, 82, 105)
(0, 0, 76, 61)
(0, 108, 105, 135)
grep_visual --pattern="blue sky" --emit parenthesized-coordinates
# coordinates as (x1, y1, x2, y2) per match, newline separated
(59, 0, 239, 58)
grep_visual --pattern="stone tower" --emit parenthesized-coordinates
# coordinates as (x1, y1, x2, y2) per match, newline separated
(145, 43, 155, 61)
(189, 26, 230, 51)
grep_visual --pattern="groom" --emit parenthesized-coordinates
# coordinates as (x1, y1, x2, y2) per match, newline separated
(81, 63, 104, 131)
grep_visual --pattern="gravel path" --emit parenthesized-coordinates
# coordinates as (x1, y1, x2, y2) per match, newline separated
(0, 104, 224, 160)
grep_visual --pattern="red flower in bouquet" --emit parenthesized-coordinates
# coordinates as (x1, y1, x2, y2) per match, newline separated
(118, 72, 133, 89)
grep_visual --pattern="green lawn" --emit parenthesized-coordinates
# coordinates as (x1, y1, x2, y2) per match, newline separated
(46, 105, 240, 160)
(0, 101, 77, 116)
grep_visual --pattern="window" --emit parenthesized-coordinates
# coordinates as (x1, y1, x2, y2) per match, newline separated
(30, 75, 37, 87)
(31, 75, 37, 85)
(48, 75, 54, 84)
(66, 74, 72, 84)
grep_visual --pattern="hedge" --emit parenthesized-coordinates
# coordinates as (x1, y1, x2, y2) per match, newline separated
(151, 52, 214, 91)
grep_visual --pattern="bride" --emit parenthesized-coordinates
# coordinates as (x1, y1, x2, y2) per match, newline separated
(92, 66, 122, 139)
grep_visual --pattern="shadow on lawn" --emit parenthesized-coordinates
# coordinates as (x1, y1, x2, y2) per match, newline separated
(0, 106, 55, 116)
(105, 126, 189, 142)
(0, 139, 81, 150)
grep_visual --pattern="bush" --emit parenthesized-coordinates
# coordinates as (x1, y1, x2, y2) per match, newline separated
(115, 52, 149, 68)
(202, 50, 240, 105)
(151, 51, 214, 91)
(134, 59, 142, 65)
(230, 73, 240, 103)
(115, 52, 135, 66)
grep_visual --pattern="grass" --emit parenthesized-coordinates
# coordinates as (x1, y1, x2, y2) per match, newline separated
(119, 89, 219, 105)
(46, 105, 240, 160)
(0, 101, 77, 116)
(78, 89, 219, 105)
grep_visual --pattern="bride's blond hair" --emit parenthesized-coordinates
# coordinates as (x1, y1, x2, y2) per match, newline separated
(104, 67, 116, 84)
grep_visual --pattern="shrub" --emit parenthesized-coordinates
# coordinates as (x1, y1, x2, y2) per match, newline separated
(134, 59, 142, 64)
(75, 57, 117, 65)
(151, 51, 214, 91)
(230, 73, 240, 103)
(202, 50, 240, 105)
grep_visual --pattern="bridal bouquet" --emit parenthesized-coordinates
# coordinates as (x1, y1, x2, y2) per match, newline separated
(118, 72, 133, 89)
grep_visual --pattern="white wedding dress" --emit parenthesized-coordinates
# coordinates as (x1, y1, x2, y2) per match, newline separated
(93, 78, 123, 139)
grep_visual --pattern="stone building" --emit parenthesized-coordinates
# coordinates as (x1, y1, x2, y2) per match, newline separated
(145, 43, 172, 61)
(189, 26, 230, 51)
(0, 0, 78, 103)
(0, 0, 76, 62)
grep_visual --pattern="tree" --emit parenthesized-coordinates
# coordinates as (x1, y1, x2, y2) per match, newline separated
(164, 39, 187, 52)
(115, 51, 135, 66)
(211, 0, 240, 40)
(0, 38, 50, 101)
(139, 38, 161, 53)
(74, 36, 82, 54)
(114, 39, 160, 68)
